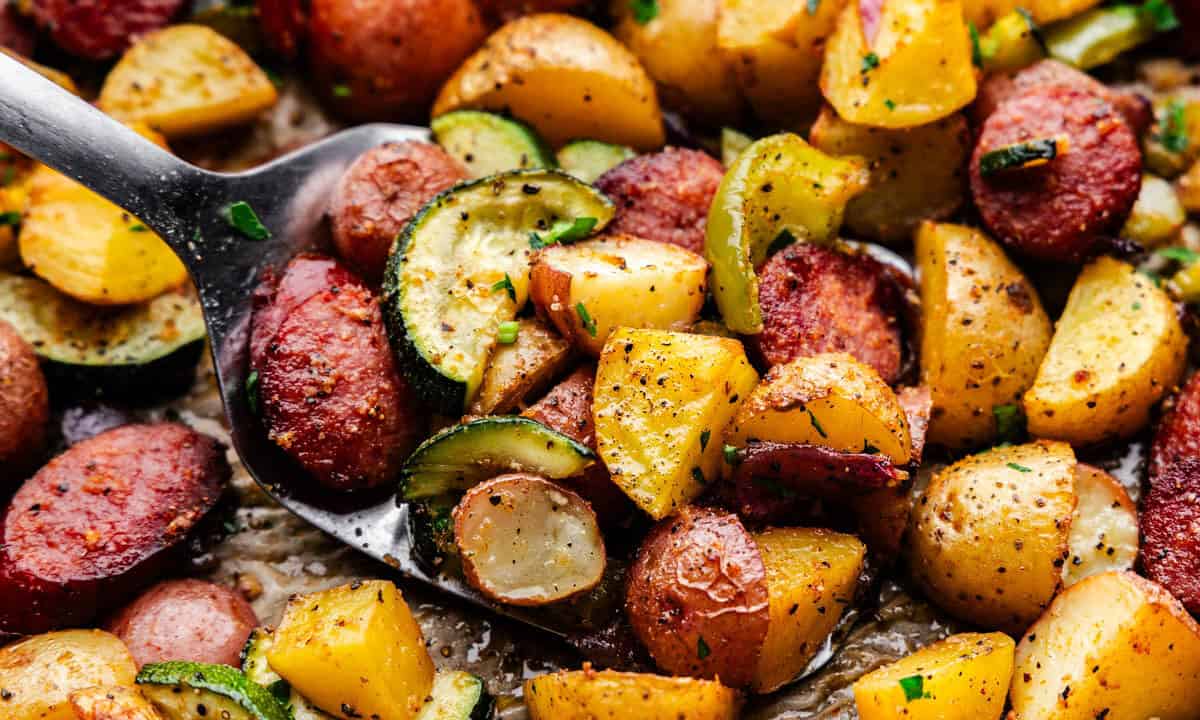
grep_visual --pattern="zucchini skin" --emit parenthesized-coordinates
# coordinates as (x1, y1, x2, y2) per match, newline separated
(43, 339, 205, 407)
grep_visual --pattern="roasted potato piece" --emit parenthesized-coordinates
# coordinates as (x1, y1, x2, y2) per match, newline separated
(469, 318, 571, 416)
(594, 328, 758, 519)
(820, 0, 976, 128)
(626, 506, 769, 687)
(1024, 256, 1187, 446)
(916, 222, 1052, 449)
(751, 527, 866, 693)
(716, 0, 845, 128)
(1063, 464, 1138, 586)
(611, 0, 743, 126)
(69, 686, 165, 720)
(725, 353, 912, 465)
(524, 668, 740, 720)
(454, 474, 605, 606)
(98, 25, 277, 138)
(530, 235, 708, 356)
(267, 580, 435, 720)
(0, 630, 138, 720)
(1121, 174, 1187, 248)
(433, 14, 665, 150)
(909, 441, 1076, 633)
(1010, 571, 1200, 720)
(809, 111, 970, 244)
(18, 126, 187, 306)
(852, 633, 1014, 720)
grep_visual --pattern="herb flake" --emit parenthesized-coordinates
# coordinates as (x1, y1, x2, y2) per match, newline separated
(1157, 100, 1190, 154)
(700, 429, 711, 451)
(697, 636, 711, 659)
(225, 201, 271, 240)
(630, 0, 659, 24)
(0, 211, 19, 227)
(723, 444, 740, 465)
(245, 370, 261, 416)
(530, 216, 597, 249)
(898, 675, 926, 702)
(993, 404, 1025, 443)
(492, 273, 518, 302)
(1140, 0, 1181, 31)
(805, 408, 827, 438)
(128, 223, 148, 232)
(969, 22, 984, 67)
(1158, 246, 1200, 264)
(497, 320, 520, 345)
(861, 52, 881, 73)
(332, 84, 352, 98)
(1007, 462, 1033, 473)
(576, 302, 598, 337)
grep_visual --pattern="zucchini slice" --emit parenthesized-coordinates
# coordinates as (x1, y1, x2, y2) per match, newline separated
(400, 416, 595, 500)
(0, 273, 206, 404)
(416, 671, 494, 720)
(431, 110, 555, 179)
(382, 170, 613, 414)
(556, 140, 635, 183)
(137, 661, 292, 720)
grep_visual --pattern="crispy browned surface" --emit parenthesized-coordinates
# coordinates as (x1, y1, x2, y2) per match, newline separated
(1141, 458, 1200, 614)
(970, 84, 1142, 263)
(329, 141, 466, 281)
(594, 148, 724, 255)
(107, 579, 258, 667)
(0, 423, 229, 635)
(255, 257, 422, 490)
(625, 506, 769, 687)
(748, 244, 903, 383)
(30, 0, 182, 59)
(307, 0, 486, 120)
(1151, 371, 1200, 479)
(0, 319, 48, 485)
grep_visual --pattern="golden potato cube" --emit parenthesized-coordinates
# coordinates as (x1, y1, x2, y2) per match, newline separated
(1011, 571, 1200, 720)
(0, 630, 138, 720)
(525, 669, 739, 720)
(725, 353, 912, 464)
(99, 24, 278, 138)
(853, 632, 1014, 720)
(433, 15, 665, 150)
(909, 441, 1076, 633)
(1024, 256, 1187, 446)
(267, 580, 435, 720)
(594, 328, 758, 519)
(820, 0, 976, 128)
(915, 222, 1052, 449)
(751, 527, 866, 693)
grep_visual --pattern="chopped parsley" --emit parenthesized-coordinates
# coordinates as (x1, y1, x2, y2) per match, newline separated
(969, 22, 984, 67)
(1139, 0, 1180, 31)
(1007, 462, 1033, 473)
(530, 216, 597, 249)
(723, 444, 740, 465)
(993, 404, 1025, 443)
(697, 636, 711, 659)
(1157, 100, 1190, 154)
(225, 201, 271, 240)
(576, 302, 598, 337)
(861, 52, 881, 73)
(332, 84, 352, 98)
(884, 98, 897, 111)
(0, 211, 19, 227)
(245, 370, 261, 416)
(1157, 246, 1200, 264)
(691, 467, 706, 485)
(630, 0, 659, 24)
(128, 223, 148, 232)
(497, 320, 520, 345)
(699, 429, 711, 451)
(898, 675, 927, 702)
(1139, 267, 1164, 287)
(767, 228, 796, 257)
(805, 408, 827, 438)
(492, 273, 517, 302)
(862, 440, 881, 455)
(807, 0, 820, 14)
(1132, 302, 1142, 311)
(979, 137, 1064, 176)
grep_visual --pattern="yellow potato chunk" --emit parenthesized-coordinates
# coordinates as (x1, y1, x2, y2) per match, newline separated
(915, 222, 1052, 449)
(99, 24, 278, 138)
(267, 580, 435, 720)
(1011, 571, 1200, 720)
(1024, 256, 1187, 446)
(820, 0, 976, 128)
(909, 441, 1076, 633)
(751, 527, 866, 693)
(70, 686, 165, 720)
(433, 15, 664, 150)
(725, 353, 911, 464)
(0, 630, 138, 720)
(18, 125, 187, 306)
(524, 669, 739, 720)
(594, 328, 758, 519)
(853, 632, 1014, 720)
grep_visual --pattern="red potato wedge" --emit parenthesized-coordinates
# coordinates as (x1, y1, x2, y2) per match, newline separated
(454, 474, 605, 606)
(530, 234, 708, 356)
(0, 318, 48, 485)
(625, 506, 769, 688)
(470, 317, 572, 416)
(1062, 463, 1137, 587)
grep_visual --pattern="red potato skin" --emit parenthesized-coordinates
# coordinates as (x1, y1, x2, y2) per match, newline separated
(970, 84, 1142, 264)
(625, 506, 769, 688)
(748, 243, 904, 384)
(594, 148, 725, 256)
(1140, 458, 1200, 614)
(522, 366, 634, 524)
(972, 60, 1153, 137)
(0, 423, 229, 636)
(29, 0, 183, 59)
(107, 579, 258, 667)
(1150, 371, 1200, 480)
(257, 0, 306, 59)
(896, 384, 931, 466)
(0, 0, 34, 56)
(0, 319, 49, 486)
(308, 0, 486, 121)
(329, 141, 467, 282)
(254, 257, 423, 490)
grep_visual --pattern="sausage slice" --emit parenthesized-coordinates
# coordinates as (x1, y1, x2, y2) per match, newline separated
(0, 319, 48, 485)
(30, 0, 184, 59)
